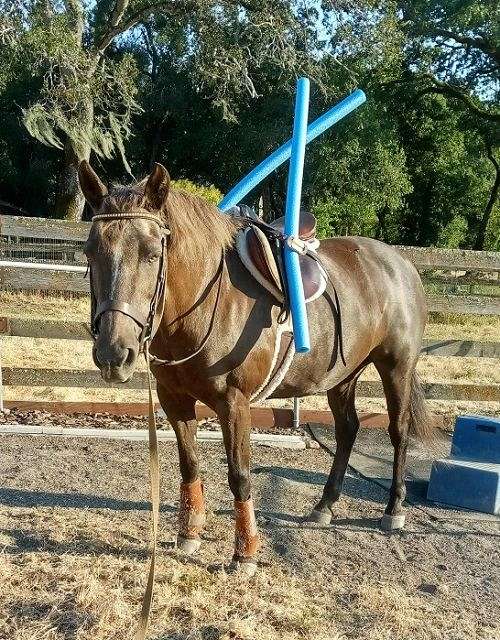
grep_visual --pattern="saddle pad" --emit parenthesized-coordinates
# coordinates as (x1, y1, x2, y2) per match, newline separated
(236, 226, 327, 304)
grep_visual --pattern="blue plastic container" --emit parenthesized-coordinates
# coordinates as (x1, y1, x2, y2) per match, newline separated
(427, 458, 500, 515)
(451, 415, 500, 464)
(427, 414, 500, 515)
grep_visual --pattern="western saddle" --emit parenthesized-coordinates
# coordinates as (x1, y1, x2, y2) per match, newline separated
(233, 207, 327, 305)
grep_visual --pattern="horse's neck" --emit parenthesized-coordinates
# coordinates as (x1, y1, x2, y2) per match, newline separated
(163, 243, 224, 332)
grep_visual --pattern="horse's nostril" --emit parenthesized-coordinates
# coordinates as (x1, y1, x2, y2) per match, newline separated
(125, 348, 136, 366)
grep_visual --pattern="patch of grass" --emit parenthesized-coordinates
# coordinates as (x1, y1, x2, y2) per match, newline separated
(426, 312, 500, 341)
(0, 508, 339, 640)
(0, 290, 89, 322)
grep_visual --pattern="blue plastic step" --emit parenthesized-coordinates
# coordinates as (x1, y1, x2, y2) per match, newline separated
(427, 458, 500, 515)
(451, 415, 500, 464)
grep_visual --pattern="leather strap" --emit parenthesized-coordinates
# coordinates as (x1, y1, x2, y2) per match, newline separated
(92, 212, 170, 229)
(149, 249, 225, 367)
(94, 300, 149, 330)
(135, 342, 160, 640)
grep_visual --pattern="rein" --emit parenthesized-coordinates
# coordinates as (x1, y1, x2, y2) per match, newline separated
(148, 249, 225, 367)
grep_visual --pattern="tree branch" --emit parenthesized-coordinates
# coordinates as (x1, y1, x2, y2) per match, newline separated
(64, 0, 85, 43)
(94, 2, 167, 56)
(474, 142, 500, 250)
(94, 0, 262, 57)
(141, 21, 159, 80)
(429, 28, 500, 65)
(414, 75, 500, 123)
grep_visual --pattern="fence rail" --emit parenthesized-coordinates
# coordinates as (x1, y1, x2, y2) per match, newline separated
(2, 367, 499, 402)
(2, 316, 500, 358)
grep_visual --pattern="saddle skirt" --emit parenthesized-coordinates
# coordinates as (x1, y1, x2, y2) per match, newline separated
(235, 211, 327, 304)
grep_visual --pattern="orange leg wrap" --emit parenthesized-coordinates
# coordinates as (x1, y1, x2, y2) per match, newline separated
(234, 497, 261, 560)
(178, 479, 206, 539)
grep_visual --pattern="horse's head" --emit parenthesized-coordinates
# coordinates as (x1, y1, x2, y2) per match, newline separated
(78, 161, 171, 382)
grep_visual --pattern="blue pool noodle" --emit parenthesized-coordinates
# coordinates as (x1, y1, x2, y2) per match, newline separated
(219, 89, 366, 212)
(283, 78, 310, 352)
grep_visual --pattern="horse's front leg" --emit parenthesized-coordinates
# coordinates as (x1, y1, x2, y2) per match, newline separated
(157, 385, 205, 554)
(218, 387, 260, 575)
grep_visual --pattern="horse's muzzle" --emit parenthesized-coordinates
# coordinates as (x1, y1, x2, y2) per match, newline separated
(93, 340, 138, 383)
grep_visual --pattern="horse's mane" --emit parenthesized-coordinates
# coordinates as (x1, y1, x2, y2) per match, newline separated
(105, 182, 241, 259)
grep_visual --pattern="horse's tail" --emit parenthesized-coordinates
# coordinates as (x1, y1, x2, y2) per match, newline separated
(409, 371, 435, 441)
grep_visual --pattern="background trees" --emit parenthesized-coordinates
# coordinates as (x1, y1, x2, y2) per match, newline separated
(0, 0, 498, 248)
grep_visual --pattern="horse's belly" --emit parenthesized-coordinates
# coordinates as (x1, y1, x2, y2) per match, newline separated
(268, 297, 377, 399)
(268, 338, 371, 399)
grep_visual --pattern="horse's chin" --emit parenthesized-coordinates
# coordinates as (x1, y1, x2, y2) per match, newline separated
(101, 364, 135, 384)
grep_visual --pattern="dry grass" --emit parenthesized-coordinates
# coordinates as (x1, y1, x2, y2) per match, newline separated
(1, 436, 498, 640)
(0, 507, 447, 640)
(426, 312, 500, 341)
(0, 510, 336, 640)
(0, 291, 89, 322)
(0, 510, 315, 640)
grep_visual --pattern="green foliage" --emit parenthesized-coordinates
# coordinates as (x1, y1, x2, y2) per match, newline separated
(21, 12, 141, 170)
(0, 0, 498, 246)
(310, 100, 412, 240)
(171, 179, 223, 205)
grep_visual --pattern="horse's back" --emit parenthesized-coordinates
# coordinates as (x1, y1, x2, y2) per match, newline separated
(318, 235, 427, 352)
(320, 235, 425, 316)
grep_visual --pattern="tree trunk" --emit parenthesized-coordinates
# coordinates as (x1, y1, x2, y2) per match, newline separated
(474, 145, 500, 250)
(54, 142, 90, 220)
(375, 204, 389, 240)
(54, 99, 93, 221)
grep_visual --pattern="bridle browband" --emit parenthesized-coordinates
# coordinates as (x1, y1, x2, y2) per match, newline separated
(89, 211, 224, 366)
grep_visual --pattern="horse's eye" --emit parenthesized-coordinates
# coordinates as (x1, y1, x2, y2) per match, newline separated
(146, 253, 161, 264)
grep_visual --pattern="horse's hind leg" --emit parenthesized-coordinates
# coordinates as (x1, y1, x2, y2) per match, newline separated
(372, 351, 417, 531)
(308, 375, 360, 524)
(156, 385, 205, 554)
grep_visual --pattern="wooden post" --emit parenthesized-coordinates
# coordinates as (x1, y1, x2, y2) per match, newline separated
(293, 396, 300, 429)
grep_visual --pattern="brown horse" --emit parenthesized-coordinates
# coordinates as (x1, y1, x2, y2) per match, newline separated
(78, 160, 433, 573)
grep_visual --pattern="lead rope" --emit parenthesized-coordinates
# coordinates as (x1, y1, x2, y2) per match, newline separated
(135, 341, 160, 640)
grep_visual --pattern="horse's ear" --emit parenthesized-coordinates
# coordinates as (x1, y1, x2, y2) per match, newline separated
(144, 163, 170, 210)
(78, 161, 108, 209)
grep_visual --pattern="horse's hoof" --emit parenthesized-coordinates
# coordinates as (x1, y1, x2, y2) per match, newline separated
(380, 513, 405, 531)
(176, 536, 201, 555)
(228, 560, 258, 577)
(306, 509, 332, 525)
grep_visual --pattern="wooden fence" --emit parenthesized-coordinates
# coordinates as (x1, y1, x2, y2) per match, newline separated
(1, 214, 499, 418)
(1, 315, 499, 408)
(1, 215, 499, 314)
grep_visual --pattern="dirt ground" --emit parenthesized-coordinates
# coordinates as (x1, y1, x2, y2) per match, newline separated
(0, 431, 498, 640)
